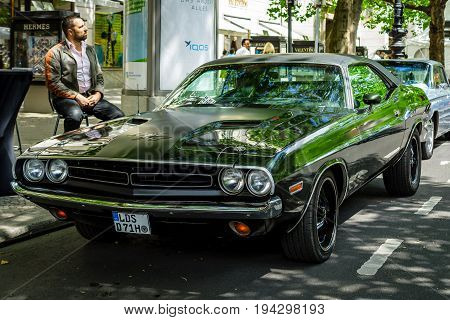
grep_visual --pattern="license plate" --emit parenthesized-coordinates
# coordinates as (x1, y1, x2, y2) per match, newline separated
(112, 211, 151, 235)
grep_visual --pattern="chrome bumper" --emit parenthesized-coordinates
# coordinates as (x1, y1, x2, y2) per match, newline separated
(11, 182, 283, 220)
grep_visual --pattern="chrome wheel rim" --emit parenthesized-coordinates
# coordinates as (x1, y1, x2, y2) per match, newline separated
(316, 178, 337, 251)
(410, 137, 419, 185)
(425, 120, 434, 155)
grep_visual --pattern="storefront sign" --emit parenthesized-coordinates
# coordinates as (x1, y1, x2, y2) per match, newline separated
(15, 22, 60, 32)
(124, 0, 148, 91)
(228, 0, 248, 7)
(159, 0, 216, 91)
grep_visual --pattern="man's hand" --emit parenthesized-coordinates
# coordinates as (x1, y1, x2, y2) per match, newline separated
(75, 94, 90, 108)
(87, 92, 102, 107)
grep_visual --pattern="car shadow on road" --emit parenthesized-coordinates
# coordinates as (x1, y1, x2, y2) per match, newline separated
(2, 178, 448, 300)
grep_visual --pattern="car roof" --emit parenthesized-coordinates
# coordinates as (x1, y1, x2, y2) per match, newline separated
(203, 53, 370, 68)
(203, 53, 401, 85)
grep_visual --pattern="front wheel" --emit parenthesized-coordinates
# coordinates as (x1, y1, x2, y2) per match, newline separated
(281, 171, 339, 263)
(421, 119, 434, 160)
(383, 130, 421, 196)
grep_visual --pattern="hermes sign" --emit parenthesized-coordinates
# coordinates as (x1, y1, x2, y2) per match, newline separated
(24, 24, 50, 31)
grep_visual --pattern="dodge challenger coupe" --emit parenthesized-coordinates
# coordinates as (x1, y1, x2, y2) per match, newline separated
(379, 59, 450, 159)
(12, 54, 430, 263)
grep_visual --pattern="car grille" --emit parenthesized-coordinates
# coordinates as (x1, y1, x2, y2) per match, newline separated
(68, 167, 129, 185)
(66, 161, 216, 188)
(130, 173, 212, 187)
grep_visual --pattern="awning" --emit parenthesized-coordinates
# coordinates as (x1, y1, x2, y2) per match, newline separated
(259, 21, 307, 40)
(219, 18, 248, 35)
(221, 15, 278, 37)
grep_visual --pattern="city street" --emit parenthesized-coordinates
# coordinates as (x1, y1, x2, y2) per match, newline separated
(0, 141, 448, 300)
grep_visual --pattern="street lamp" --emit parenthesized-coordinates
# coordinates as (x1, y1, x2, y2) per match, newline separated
(389, 0, 407, 59)
(287, 0, 294, 53)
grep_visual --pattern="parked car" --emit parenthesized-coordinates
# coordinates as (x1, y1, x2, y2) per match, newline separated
(12, 54, 430, 263)
(379, 59, 450, 159)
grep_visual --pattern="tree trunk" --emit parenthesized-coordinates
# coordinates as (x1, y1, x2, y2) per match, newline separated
(326, 0, 363, 54)
(428, 0, 446, 65)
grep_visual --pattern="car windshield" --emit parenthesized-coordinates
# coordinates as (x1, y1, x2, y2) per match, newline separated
(162, 63, 346, 109)
(380, 62, 430, 86)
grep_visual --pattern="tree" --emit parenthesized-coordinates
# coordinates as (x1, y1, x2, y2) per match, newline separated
(327, 0, 363, 54)
(365, 0, 447, 65)
(267, 0, 448, 64)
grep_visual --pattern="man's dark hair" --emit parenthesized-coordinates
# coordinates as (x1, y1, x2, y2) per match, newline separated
(241, 38, 250, 46)
(62, 15, 82, 37)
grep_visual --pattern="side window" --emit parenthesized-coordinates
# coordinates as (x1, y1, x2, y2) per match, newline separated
(433, 66, 447, 87)
(348, 65, 388, 108)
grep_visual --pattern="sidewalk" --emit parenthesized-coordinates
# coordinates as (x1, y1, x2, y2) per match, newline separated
(0, 88, 122, 246)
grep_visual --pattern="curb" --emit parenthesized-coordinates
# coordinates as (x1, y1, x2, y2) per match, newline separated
(0, 220, 73, 248)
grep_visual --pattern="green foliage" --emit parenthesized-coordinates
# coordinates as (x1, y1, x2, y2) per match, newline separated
(362, 0, 430, 34)
(267, 0, 430, 34)
(267, 0, 315, 23)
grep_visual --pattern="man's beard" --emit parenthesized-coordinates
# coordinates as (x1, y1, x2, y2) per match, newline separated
(75, 34, 88, 41)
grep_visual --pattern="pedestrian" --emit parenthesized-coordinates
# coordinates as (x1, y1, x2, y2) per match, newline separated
(372, 50, 383, 60)
(45, 15, 124, 133)
(263, 42, 275, 54)
(228, 48, 235, 56)
(236, 38, 251, 55)
(221, 49, 228, 58)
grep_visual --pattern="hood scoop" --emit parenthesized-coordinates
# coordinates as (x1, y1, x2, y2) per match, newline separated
(217, 120, 262, 128)
(127, 117, 150, 125)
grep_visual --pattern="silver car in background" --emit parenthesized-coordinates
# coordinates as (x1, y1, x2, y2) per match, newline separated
(379, 59, 450, 159)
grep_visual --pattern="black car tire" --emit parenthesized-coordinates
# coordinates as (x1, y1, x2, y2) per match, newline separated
(383, 130, 421, 196)
(421, 119, 434, 160)
(281, 170, 338, 263)
(75, 221, 114, 240)
(444, 131, 450, 140)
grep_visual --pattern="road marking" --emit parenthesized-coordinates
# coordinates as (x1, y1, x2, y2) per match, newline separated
(441, 161, 450, 166)
(415, 196, 442, 215)
(357, 239, 403, 276)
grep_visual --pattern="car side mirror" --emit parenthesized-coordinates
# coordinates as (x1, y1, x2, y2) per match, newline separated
(363, 93, 382, 107)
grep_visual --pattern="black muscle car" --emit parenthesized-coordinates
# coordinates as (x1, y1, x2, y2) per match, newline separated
(12, 54, 430, 263)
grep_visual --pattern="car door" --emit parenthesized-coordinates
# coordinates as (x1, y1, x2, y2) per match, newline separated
(348, 64, 406, 183)
(431, 65, 450, 136)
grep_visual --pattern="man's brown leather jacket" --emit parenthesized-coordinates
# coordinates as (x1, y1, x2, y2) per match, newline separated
(45, 40, 104, 100)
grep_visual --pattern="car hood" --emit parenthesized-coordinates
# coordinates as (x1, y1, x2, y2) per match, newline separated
(24, 105, 349, 166)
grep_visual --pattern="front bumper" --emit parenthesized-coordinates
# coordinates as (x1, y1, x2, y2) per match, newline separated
(11, 182, 283, 220)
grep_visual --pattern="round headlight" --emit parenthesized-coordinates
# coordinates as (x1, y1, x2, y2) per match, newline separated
(23, 159, 45, 182)
(46, 160, 68, 183)
(220, 168, 245, 195)
(247, 170, 273, 196)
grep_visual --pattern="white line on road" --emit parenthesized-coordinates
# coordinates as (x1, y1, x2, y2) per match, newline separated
(357, 239, 403, 276)
(414, 196, 442, 215)
(441, 161, 450, 166)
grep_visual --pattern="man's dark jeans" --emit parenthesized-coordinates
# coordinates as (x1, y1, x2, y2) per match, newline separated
(53, 97, 124, 132)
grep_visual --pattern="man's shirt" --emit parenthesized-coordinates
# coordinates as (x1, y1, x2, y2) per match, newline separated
(236, 47, 250, 55)
(67, 40, 91, 93)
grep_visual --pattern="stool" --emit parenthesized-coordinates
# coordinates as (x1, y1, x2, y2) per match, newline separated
(48, 92, 89, 135)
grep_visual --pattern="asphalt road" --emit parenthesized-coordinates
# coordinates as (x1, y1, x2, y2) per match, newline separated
(0, 141, 449, 300)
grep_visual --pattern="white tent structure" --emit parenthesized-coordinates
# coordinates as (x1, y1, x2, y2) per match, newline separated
(405, 27, 450, 73)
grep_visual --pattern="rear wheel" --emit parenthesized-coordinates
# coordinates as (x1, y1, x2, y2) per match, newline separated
(281, 171, 338, 263)
(383, 130, 421, 196)
(421, 119, 434, 160)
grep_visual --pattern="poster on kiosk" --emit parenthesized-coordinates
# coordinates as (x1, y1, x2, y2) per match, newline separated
(159, 0, 216, 92)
